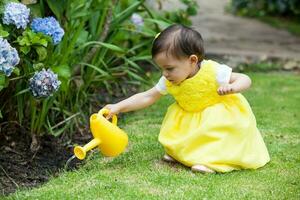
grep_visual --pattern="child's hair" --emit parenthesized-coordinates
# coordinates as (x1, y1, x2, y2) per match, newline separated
(152, 24, 205, 62)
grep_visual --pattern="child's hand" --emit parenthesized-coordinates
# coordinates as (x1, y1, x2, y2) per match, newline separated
(103, 104, 121, 119)
(217, 84, 235, 95)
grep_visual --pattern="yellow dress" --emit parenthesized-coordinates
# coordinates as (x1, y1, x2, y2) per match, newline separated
(158, 60, 270, 172)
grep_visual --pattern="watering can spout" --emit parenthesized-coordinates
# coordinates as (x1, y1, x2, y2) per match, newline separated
(74, 138, 101, 160)
(73, 108, 128, 160)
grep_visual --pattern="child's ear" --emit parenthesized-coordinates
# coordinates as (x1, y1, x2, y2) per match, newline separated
(189, 54, 198, 65)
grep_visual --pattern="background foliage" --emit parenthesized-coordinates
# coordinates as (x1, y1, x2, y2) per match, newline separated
(230, 0, 300, 18)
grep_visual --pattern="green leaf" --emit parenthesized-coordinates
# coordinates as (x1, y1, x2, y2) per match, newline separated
(27, 30, 35, 40)
(97, 42, 126, 53)
(13, 67, 20, 76)
(79, 62, 109, 76)
(0, 73, 9, 91)
(81, 41, 126, 53)
(52, 65, 71, 79)
(46, 116, 71, 137)
(140, 26, 157, 37)
(33, 63, 45, 71)
(49, 124, 67, 137)
(35, 46, 47, 61)
(144, 18, 172, 29)
(123, 57, 142, 71)
(45, 0, 66, 20)
(52, 65, 71, 92)
(20, 46, 31, 54)
(79, 63, 108, 76)
(14, 88, 30, 97)
(71, 12, 90, 19)
(0, 29, 9, 37)
(111, 1, 144, 29)
(0, 74, 5, 91)
(130, 55, 152, 61)
(59, 79, 69, 92)
(0, 24, 9, 37)
(187, 6, 198, 16)
(126, 70, 146, 83)
(17, 36, 30, 46)
(32, 36, 48, 47)
(76, 30, 89, 46)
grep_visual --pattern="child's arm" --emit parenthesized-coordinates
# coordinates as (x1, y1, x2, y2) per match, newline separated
(217, 72, 252, 95)
(104, 87, 162, 119)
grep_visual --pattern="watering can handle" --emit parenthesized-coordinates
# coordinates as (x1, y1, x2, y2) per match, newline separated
(98, 108, 118, 125)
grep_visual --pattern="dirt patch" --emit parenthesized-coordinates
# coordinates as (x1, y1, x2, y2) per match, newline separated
(0, 123, 91, 196)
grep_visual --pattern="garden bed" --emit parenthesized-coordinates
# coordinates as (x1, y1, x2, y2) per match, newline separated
(0, 123, 90, 195)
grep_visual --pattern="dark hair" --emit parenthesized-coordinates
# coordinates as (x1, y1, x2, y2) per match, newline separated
(152, 24, 205, 62)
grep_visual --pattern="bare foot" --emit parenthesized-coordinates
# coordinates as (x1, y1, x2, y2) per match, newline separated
(191, 165, 215, 173)
(162, 154, 176, 162)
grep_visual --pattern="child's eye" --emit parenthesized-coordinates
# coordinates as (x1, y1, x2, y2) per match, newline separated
(166, 68, 174, 71)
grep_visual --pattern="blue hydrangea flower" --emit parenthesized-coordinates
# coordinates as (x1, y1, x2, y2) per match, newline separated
(0, 37, 20, 77)
(2, 2, 30, 29)
(29, 68, 61, 98)
(31, 17, 64, 45)
(130, 13, 144, 31)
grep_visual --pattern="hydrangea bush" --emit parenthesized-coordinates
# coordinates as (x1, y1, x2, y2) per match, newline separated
(29, 68, 61, 98)
(0, 2, 62, 96)
(31, 17, 64, 45)
(0, 1, 64, 139)
(2, 2, 30, 29)
(0, 37, 20, 76)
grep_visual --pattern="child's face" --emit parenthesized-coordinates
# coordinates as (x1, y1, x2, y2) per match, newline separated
(154, 52, 199, 85)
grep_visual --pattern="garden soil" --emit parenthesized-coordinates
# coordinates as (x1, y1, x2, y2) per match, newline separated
(0, 124, 90, 195)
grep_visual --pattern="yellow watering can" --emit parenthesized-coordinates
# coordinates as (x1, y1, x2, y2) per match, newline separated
(73, 108, 128, 160)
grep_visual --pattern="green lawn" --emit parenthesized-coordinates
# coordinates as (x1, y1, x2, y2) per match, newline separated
(4, 72, 300, 199)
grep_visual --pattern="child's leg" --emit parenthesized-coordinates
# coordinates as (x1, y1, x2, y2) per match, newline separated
(162, 154, 176, 162)
(191, 165, 215, 173)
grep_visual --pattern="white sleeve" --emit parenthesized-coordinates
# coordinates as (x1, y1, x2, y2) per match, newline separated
(155, 76, 168, 95)
(216, 64, 232, 85)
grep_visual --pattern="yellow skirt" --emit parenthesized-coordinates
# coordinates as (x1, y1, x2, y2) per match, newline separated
(158, 94, 270, 172)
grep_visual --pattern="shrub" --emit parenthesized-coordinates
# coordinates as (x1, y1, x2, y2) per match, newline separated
(230, 0, 300, 18)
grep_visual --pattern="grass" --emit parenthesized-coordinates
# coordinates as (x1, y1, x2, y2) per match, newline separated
(235, 61, 282, 73)
(256, 15, 300, 37)
(3, 71, 300, 199)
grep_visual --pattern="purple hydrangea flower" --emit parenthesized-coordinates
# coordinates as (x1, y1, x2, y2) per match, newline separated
(29, 68, 61, 98)
(0, 37, 20, 77)
(2, 2, 30, 29)
(31, 17, 64, 45)
(130, 13, 144, 30)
